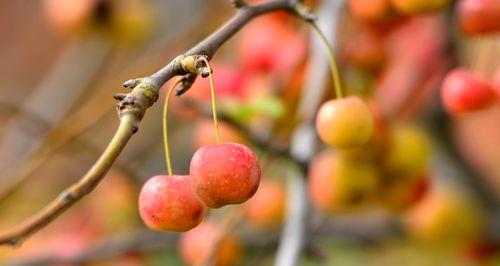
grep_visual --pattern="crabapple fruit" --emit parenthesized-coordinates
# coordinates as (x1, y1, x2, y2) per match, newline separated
(441, 69, 494, 114)
(316, 96, 374, 149)
(457, 0, 500, 36)
(138, 175, 206, 232)
(190, 142, 261, 208)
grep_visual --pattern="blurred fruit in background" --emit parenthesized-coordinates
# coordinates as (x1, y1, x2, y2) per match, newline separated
(441, 69, 494, 115)
(238, 17, 307, 77)
(347, 0, 393, 21)
(457, 0, 500, 36)
(179, 220, 242, 266)
(404, 186, 485, 245)
(42, 0, 97, 35)
(43, 0, 154, 45)
(383, 123, 429, 178)
(308, 150, 379, 212)
(389, 0, 451, 15)
(193, 119, 247, 149)
(244, 179, 286, 228)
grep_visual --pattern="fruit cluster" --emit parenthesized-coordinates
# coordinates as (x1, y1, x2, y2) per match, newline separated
(138, 122, 262, 233)
(138, 142, 262, 229)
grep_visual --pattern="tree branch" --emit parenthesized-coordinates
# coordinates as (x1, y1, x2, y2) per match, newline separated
(0, 115, 137, 246)
(0, 0, 312, 246)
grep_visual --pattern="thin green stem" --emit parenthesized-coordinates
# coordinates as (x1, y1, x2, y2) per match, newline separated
(201, 57, 222, 144)
(163, 79, 183, 176)
(310, 22, 343, 99)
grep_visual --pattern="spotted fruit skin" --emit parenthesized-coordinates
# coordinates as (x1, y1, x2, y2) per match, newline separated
(138, 175, 206, 232)
(441, 69, 493, 114)
(316, 96, 374, 149)
(190, 142, 261, 208)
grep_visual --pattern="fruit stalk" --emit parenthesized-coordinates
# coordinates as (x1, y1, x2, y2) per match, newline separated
(163, 79, 184, 176)
(201, 57, 222, 144)
(310, 22, 344, 99)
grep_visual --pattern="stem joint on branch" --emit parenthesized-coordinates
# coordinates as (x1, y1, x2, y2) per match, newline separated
(116, 79, 159, 121)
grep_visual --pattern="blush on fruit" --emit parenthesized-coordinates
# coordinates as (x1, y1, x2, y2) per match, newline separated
(441, 69, 494, 114)
(190, 142, 261, 208)
(138, 175, 206, 232)
(457, 0, 500, 36)
(316, 96, 374, 149)
(244, 179, 286, 228)
(179, 220, 242, 266)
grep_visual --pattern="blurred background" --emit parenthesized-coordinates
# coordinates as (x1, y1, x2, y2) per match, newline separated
(0, 0, 499, 265)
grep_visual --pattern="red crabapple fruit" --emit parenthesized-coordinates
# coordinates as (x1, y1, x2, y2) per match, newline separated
(139, 175, 206, 232)
(190, 142, 261, 208)
(441, 69, 494, 114)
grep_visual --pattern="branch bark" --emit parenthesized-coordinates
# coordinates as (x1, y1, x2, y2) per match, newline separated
(0, 0, 313, 246)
